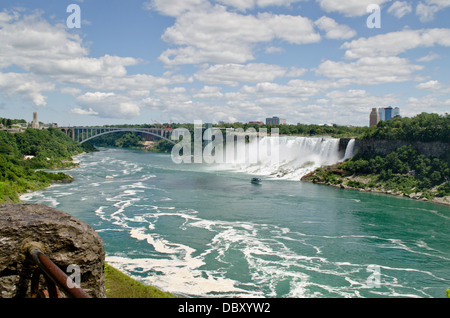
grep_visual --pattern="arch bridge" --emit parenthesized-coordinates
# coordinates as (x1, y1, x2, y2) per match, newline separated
(58, 127, 175, 144)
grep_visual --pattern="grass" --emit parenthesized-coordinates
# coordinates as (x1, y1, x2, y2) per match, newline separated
(104, 263, 175, 298)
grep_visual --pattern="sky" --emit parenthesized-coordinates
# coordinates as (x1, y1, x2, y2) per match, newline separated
(0, 0, 449, 127)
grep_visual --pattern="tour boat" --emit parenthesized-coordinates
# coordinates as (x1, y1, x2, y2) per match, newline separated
(251, 178, 262, 185)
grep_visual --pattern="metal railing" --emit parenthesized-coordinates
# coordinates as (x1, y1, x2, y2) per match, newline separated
(28, 247, 90, 298)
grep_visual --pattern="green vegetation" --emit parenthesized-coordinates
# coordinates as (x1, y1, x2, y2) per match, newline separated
(104, 263, 174, 298)
(147, 139, 175, 153)
(303, 114, 450, 202)
(0, 127, 92, 204)
(217, 122, 369, 138)
(0, 117, 27, 128)
(340, 145, 449, 197)
(363, 112, 449, 142)
(304, 145, 449, 200)
(88, 131, 145, 149)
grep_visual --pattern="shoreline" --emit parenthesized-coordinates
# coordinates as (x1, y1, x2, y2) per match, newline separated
(301, 167, 450, 207)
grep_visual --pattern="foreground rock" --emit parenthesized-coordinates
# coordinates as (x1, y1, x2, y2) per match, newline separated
(0, 204, 105, 298)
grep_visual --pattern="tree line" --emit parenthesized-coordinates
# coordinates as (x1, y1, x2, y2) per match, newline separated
(0, 128, 92, 204)
(363, 112, 449, 142)
(305, 113, 450, 200)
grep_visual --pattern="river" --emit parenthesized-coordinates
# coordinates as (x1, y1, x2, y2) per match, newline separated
(21, 137, 450, 298)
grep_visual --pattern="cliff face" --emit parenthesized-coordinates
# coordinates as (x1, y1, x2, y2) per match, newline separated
(354, 139, 449, 159)
(0, 204, 106, 298)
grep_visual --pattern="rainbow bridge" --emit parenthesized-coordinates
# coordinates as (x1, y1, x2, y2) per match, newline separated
(58, 127, 175, 144)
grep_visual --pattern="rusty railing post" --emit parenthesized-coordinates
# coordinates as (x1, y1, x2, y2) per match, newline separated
(28, 246, 90, 298)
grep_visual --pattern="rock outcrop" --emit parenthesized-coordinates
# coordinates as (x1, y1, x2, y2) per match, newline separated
(354, 139, 449, 158)
(0, 204, 105, 298)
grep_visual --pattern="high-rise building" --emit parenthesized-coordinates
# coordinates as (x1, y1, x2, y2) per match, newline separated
(266, 117, 286, 125)
(372, 107, 400, 126)
(384, 106, 393, 121)
(370, 108, 380, 127)
(378, 108, 385, 121)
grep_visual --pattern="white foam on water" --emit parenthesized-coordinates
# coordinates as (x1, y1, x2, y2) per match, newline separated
(219, 136, 355, 180)
(106, 255, 249, 297)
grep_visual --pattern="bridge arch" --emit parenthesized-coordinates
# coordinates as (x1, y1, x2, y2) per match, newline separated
(79, 129, 176, 145)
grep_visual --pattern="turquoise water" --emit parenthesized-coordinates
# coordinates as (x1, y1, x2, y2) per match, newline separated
(21, 147, 450, 298)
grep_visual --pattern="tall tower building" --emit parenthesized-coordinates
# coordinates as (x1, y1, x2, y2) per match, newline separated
(384, 106, 393, 120)
(32, 112, 39, 129)
(378, 108, 385, 121)
(370, 108, 380, 127)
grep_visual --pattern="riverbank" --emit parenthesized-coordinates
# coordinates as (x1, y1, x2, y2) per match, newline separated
(301, 163, 450, 207)
(10, 152, 175, 298)
(104, 263, 175, 298)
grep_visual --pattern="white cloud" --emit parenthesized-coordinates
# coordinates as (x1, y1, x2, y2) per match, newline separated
(405, 95, 450, 116)
(416, 0, 450, 22)
(286, 67, 307, 77)
(417, 52, 440, 62)
(60, 87, 83, 96)
(416, 80, 442, 90)
(341, 28, 450, 59)
(214, 0, 256, 11)
(194, 63, 288, 86)
(192, 86, 224, 99)
(65, 73, 190, 92)
(240, 79, 333, 99)
(215, 0, 306, 11)
(324, 89, 400, 124)
(158, 4, 320, 65)
(314, 16, 356, 40)
(416, 2, 441, 22)
(265, 46, 285, 54)
(0, 9, 195, 120)
(76, 92, 141, 119)
(315, 0, 392, 17)
(70, 107, 99, 116)
(258, 13, 321, 44)
(388, 1, 413, 18)
(317, 57, 424, 85)
(143, 0, 209, 17)
(0, 72, 54, 106)
(0, 11, 144, 86)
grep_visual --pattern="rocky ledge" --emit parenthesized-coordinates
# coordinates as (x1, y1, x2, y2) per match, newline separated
(0, 204, 106, 298)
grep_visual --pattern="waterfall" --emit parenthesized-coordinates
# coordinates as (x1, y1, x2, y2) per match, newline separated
(344, 139, 356, 160)
(221, 136, 355, 180)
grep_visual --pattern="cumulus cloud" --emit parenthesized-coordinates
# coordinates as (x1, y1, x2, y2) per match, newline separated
(75, 92, 141, 119)
(314, 16, 356, 40)
(388, 1, 413, 18)
(143, 0, 209, 17)
(316, 57, 424, 85)
(70, 107, 99, 116)
(194, 63, 288, 86)
(215, 0, 307, 11)
(341, 28, 450, 59)
(192, 86, 224, 99)
(0, 12, 140, 77)
(416, 0, 450, 22)
(0, 9, 192, 118)
(416, 80, 442, 90)
(315, 0, 392, 17)
(0, 72, 54, 107)
(158, 4, 320, 65)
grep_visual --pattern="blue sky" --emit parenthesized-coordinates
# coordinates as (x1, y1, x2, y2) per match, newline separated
(0, 0, 449, 127)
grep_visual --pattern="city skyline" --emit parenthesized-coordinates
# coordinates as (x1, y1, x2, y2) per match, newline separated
(0, 1, 449, 127)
